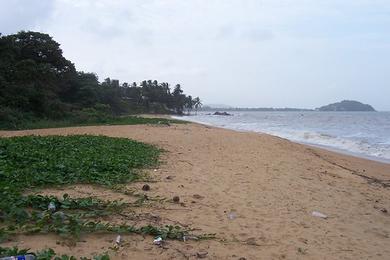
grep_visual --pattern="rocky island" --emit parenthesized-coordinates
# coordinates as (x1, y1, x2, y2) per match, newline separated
(317, 100, 376, 112)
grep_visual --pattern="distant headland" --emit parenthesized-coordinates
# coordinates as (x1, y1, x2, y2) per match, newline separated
(316, 100, 376, 112)
(200, 106, 313, 112)
(201, 100, 376, 112)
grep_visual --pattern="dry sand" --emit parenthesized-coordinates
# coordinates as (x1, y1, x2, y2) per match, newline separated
(1, 123, 390, 259)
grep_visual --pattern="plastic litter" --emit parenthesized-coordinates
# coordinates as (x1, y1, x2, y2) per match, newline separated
(312, 211, 328, 219)
(153, 237, 163, 245)
(115, 235, 121, 245)
(48, 201, 56, 211)
(0, 254, 36, 260)
(228, 211, 237, 220)
(183, 235, 199, 242)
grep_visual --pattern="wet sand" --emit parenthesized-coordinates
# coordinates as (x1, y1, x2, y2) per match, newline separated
(1, 123, 389, 259)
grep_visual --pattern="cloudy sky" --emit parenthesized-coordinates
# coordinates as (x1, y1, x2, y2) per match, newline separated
(1, 0, 390, 110)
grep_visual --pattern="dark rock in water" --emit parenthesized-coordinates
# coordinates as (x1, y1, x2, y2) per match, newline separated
(213, 111, 232, 116)
(142, 184, 150, 191)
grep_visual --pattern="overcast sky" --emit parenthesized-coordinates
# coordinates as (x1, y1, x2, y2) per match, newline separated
(1, 0, 390, 110)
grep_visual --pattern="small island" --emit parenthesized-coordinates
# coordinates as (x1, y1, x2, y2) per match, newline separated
(317, 100, 376, 112)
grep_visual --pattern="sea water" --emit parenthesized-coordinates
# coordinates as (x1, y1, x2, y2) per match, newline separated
(175, 111, 390, 163)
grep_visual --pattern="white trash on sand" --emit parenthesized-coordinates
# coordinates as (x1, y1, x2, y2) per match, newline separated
(153, 237, 163, 245)
(228, 211, 237, 220)
(48, 201, 56, 211)
(115, 235, 121, 245)
(312, 211, 328, 219)
(183, 235, 199, 242)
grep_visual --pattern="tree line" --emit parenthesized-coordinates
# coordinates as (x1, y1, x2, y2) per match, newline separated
(0, 31, 201, 126)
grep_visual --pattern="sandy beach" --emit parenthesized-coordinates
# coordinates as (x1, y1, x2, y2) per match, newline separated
(1, 122, 389, 259)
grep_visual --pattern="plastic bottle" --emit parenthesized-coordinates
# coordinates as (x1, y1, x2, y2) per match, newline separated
(48, 201, 56, 211)
(115, 235, 121, 245)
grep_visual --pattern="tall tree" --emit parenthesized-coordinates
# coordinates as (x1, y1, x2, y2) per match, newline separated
(0, 31, 202, 127)
(193, 97, 202, 115)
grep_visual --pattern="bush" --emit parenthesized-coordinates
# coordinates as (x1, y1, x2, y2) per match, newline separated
(73, 104, 112, 123)
(0, 107, 25, 129)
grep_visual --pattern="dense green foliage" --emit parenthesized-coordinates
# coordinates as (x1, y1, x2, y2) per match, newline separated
(0, 135, 180, 239)
(0, 135, 159, 188)
(0, 115, 186, 130)
(0, 135, 212, 254)
(0, 31, 201, 128)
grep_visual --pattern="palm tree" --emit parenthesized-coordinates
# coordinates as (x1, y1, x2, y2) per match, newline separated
(184, 95, 193, 114)
(193, 97, 202, 115)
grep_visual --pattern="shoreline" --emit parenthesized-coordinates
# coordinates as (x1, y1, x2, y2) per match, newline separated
(300, 141, 390, 165)
(171, 115, 390, 165)
(0, 122, 389, 259)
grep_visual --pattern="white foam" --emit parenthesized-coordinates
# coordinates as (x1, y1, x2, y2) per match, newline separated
(176, 112, 390, 163)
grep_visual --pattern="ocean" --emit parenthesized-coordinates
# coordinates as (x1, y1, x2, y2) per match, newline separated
(174, 111, 390, 163)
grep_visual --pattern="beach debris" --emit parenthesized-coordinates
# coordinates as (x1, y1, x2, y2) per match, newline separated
(238, 258, 247, 260)
(166, 175, 174, 180)
(312, 211, 328, 219)
(149, 213, 161, 222)
(48, 201, 56, 211)
(173, 196, 180, 203)
(142, 184, 151, 191)
(193, 194, 204, 200)
(153, 237, 163, 246)
(154, 169, 158, 172)
(245, 237, 258, 246)
(196, 251, 208, 258)
(115, 235, 121, 245)
(381, 208, 388, 214)
(298, 247, 308, 255)
(228, 211, 237, 220)
(183, 235, 199, 242)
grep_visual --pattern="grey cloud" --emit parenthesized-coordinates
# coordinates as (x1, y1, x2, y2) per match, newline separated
(0, 0, 54, 34)
(81, 18, 125, 40)
(1, 0, 389, 110)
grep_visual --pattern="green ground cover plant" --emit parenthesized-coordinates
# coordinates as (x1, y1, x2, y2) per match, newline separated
(0, 135, 191, 242)
(0, 115, 186, 130)
(0, 246, 109, 259)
